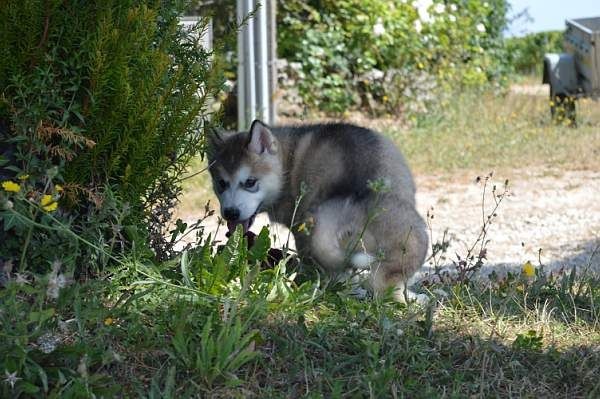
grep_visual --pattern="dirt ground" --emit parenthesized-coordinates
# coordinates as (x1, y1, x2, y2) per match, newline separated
(178, 167, 600, 279)
(416, 168, 600, 277)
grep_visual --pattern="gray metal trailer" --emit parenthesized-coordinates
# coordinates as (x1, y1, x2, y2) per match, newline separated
(543, 16, 600, 124)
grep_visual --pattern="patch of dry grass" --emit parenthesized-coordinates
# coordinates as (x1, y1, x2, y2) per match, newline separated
(174, 158, 216, 219)
(389, 89, 600, 175)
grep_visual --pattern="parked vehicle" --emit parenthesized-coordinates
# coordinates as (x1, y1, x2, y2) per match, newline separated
(543, 17, 600, 125)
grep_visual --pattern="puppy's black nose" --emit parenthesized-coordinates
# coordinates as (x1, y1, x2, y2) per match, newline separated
(223, 207, 240, 221)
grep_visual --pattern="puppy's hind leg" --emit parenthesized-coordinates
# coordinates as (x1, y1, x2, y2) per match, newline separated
(370, 264, 428, 304)
(368, 212, 429, 304)
(308, 198, 374, 272)
(307, 210, 347, 272)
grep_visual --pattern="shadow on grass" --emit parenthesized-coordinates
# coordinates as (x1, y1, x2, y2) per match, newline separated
(238, 238, 600, 397)
(252, 310, 600, 398)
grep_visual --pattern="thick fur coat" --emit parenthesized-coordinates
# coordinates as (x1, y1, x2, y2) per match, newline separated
(208, 120, 428, 301)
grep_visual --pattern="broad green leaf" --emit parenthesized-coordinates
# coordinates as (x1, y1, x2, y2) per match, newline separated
(248, 226, 271, 263)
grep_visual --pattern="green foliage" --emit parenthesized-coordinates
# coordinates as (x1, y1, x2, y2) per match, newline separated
(1, 0, 221, 209)
(506, 30, 563, 75)
(2, 212, 600, 396)
(513, 329, 544, 351)
(0, 276, 123, 397)
(0, 0, 229, 270)
(278, 0, 510, 115)
(171, 314, 260, 387)
(0, 179, 130, 275)
(0, 224, 272, 396)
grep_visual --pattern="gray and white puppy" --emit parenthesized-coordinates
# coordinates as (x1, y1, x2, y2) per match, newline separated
(208, 120, 428, 302)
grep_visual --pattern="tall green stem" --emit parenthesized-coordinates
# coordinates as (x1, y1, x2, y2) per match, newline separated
(19, 209, 38, 272)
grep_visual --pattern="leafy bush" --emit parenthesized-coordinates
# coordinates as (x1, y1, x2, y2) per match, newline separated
(278, 0, 510, 115)
(506, 30, 563, 75)
(0, 0, 227, 270)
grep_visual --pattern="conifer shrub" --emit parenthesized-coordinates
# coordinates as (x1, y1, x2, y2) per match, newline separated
(0, 0, 228, 271)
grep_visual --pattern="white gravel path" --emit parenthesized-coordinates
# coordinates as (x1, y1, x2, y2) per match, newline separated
(416, 169, 600, 279)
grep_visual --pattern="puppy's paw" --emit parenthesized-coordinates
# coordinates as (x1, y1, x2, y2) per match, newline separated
(394, 289, 430, 305)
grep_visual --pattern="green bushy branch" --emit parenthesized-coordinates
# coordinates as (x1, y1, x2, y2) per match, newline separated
(0, 0, 233, 270)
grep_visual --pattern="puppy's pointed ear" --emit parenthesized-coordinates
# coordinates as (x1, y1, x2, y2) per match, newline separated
(247, 120, 277, 155)
(207, 127, 224, 156)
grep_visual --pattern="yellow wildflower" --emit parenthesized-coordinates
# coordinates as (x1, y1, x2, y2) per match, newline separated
(297, 223, 306, 233)
(516, 284, 524, 293)
(40, 194, 58, 212)
(17, 174, 29, 181)
(54, 184, 63, 192)
(1, 181, 21, 193)
(104, 317, 114, 326)
(40, 194, 53, 206)
(43, 202, 58, 212)
(522, 261, 535, 278)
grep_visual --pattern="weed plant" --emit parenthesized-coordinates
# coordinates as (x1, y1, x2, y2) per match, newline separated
(2, 176, 599, 397)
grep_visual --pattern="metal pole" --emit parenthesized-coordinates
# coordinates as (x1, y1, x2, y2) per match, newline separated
(256, 1, 270, 123)
(237, 0, 275, 129)
(236, 0, 246, 130)
(244, 0, 256, 128)
(267, 0, 277, 125)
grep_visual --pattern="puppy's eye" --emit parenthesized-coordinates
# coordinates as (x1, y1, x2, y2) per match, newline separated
(243, 178, 257, 189)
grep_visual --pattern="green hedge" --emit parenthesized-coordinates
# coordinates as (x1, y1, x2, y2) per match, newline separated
(506, 31, 563, 75)
(278, 0, 510, 114)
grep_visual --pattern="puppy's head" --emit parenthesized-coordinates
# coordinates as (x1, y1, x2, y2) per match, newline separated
(208, 120, 282, 233)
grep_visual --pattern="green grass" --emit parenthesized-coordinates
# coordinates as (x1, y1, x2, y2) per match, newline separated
(3, 234, 599, 397)
(3, 84, 600, 397)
